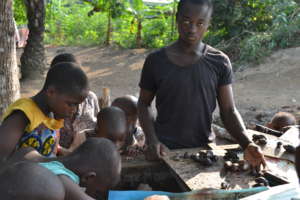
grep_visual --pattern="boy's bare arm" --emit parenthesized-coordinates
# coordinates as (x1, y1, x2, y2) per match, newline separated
(68, 129, 90, 151)
(0, 110, 29, 161)
(7, 147, 46, 165)
(59, 175, 95, 200)
(217, 84, 266, 169)
(138, 89, 167, 160)
(138, 89, 156, 144)
(217, 85, 250, 149)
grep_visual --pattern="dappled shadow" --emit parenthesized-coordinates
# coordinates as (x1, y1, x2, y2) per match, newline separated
(19, 46, 150, 100)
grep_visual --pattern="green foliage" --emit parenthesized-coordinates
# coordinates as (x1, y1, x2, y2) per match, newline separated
(143, 17, 173, 48)
(206, 0, 300, 67)
(45, 2, 107, 46)
(83, 0, 126, 18)
(238, 11, 300, 65)
(13, 0, 27, 25)
(13, 0, 300, 66)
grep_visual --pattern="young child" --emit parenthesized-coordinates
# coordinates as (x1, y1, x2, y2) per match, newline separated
(111, 95, 146, 155)
(266, 112, 297, 132)
(49, 53, 100, 155)
(0, 138, 121, 200)
(50, 52, 78, 67)
(69, 106, 127, 152)
(0, 62, 89, 160)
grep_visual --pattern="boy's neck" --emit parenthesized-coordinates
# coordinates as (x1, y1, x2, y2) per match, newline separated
(32, 92, 51, 116)
(175, 39, 204, 55)
(58, 156, 82, 176)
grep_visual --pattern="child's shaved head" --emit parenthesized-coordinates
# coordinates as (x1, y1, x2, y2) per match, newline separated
(0, 162, 65, 200)
(111, 95, 138, 124)
(43, 62, 88, 97)
(71, 138, 121, 196)
(50, 53, 79, 67)
(96, 106, 127, 149)
(268, 112, 297, 131)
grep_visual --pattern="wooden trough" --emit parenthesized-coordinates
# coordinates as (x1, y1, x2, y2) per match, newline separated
(116, 129, 297, 199)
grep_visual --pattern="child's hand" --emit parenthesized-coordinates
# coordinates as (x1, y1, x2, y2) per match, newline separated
(126, 146, 140, 157)
(122, 145, 143, 158)
(244, 142, 267, 171)
(69, 130, 87, 151)
(145, 141, 168, 161)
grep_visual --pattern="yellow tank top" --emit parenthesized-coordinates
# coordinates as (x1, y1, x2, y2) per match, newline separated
(2, 98, 64, 157)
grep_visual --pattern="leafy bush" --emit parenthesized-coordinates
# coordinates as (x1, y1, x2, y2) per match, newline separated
(208, 0, 300, 67)
(13, 0, 27, 25)
(45, 2, 107, 46)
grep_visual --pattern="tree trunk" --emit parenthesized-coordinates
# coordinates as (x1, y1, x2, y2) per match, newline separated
(105, 9, 112, 46)
(20, 0, 46, 80)
(0, 0, 21, 117)
(170, 0, 177, 40)
(136, 19, 142, 48)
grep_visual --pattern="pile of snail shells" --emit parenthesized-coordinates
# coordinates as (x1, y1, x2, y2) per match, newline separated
(190, 150, 218, 166)
(224, 160, 250, 172)
(252, 134, 267, 146)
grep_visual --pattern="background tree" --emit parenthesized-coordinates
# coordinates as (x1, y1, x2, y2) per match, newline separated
(0, 0, 21, 116)
(125, 0, 174, 48)
(84, 0, 125, 46)
(126, 0, 148, 48)
(20, 0, 46, 80)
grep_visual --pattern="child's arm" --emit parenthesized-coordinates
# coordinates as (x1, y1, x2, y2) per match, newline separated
(0, 111, 29, 161)
(59, 175, 96, 200)
(58, 129, 91, 156)
(68, 129, 90, 152)
(4, 147, 47, 169)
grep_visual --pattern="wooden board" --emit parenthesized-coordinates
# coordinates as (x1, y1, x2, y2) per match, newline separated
(162, 144, 297, 191)
(121, 154, 160, 169)
(246, 130, 295, 162)
(162, 148, 257, 191)
(279, 126, 300, 147)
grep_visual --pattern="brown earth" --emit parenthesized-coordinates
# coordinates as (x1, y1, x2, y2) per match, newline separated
(18, 46, 300, 127)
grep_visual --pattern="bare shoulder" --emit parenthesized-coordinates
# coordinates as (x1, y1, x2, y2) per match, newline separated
(0, 162, 65, 200)
(59, 175, 95, 200)
(1, 110, 29, 129)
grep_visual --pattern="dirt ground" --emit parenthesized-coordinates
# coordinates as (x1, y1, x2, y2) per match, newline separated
(19, 46, 300, 127)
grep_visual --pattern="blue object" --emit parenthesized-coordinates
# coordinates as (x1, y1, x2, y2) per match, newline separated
(39, 161, 80, 184)
(108, 191, 172, 200)
(108, 187, 268, 200)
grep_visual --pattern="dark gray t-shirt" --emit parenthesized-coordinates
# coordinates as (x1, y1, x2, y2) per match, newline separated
(139, 45, 233, 148)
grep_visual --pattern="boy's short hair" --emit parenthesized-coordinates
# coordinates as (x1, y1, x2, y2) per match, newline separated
(96, 106, 127, 141)
(73, 138, 121, 188)
(177, 0, 213, 15)
(270, 112, 297, 131)
(50, 53, 78, 67)
(43, 62, 88, 96)
(111, 95, 138, 117)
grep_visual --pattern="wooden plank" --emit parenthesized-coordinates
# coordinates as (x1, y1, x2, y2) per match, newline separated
(246, 129, 295, 162)
(122, 154, 161, 169)
(208, 143, 240, 150)
(162, 146, 297, 191)
(279, 126, 300, 147)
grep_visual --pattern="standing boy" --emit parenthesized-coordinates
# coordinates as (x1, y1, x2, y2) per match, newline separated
(138, 0, 265, 169)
